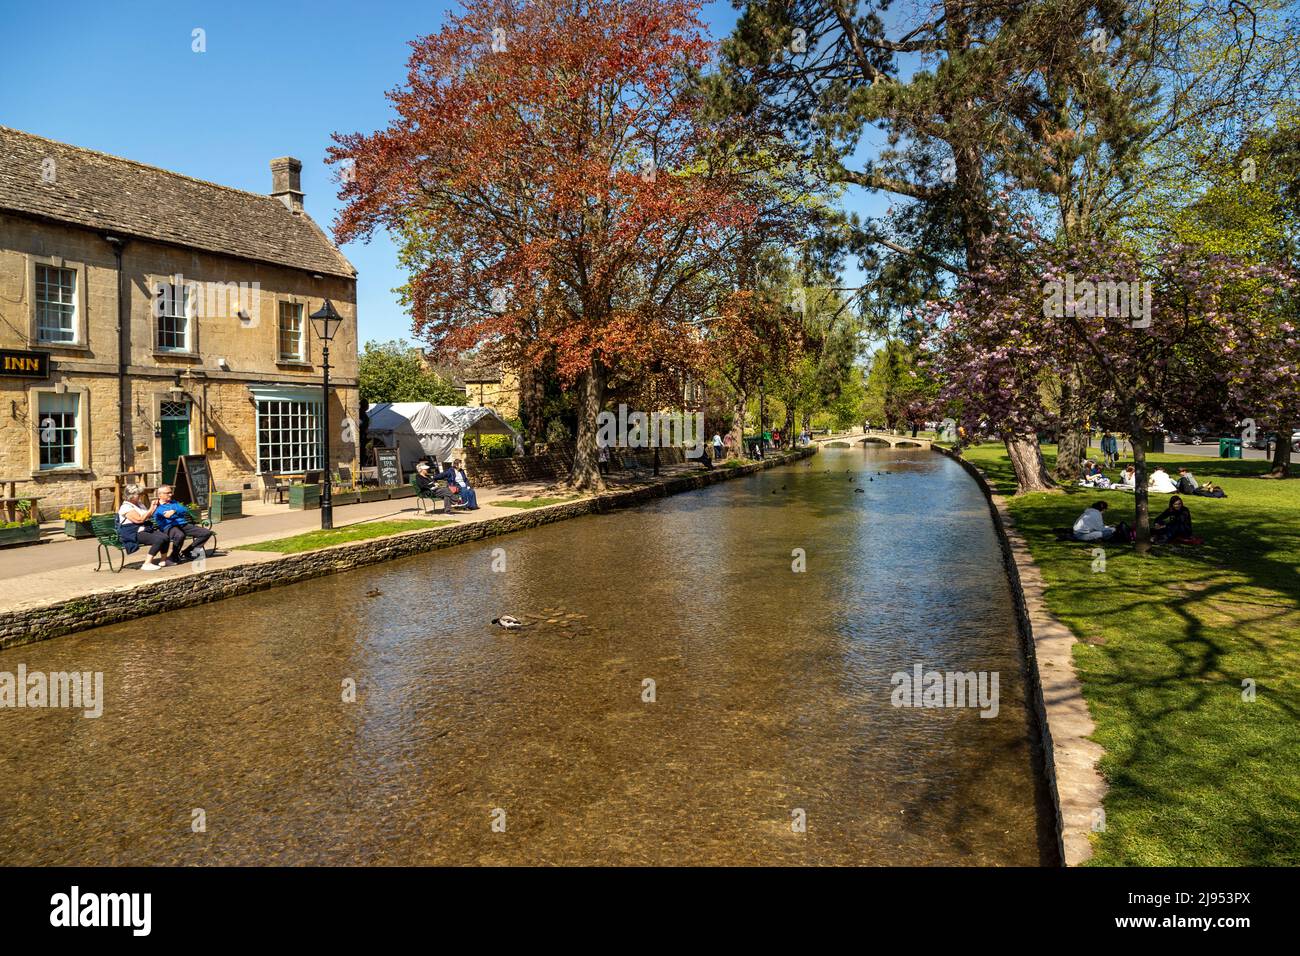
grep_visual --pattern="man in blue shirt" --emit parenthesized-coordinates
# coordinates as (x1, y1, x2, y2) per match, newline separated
(153, 485, 214, 562)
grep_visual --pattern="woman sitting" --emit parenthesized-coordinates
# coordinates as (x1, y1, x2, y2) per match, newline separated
(1116, 465, 1137, 490)
(1149, 467, 1178, 493)
(1152, 495, 1194, 543)
(1073, 501, 1122, 541)
(115, 484, 172, 570)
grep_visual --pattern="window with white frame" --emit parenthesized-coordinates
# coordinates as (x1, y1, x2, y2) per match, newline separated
(278, 302, 305, 361)
(38, 392, 80, 469)
(256, 398, 322, 474)
(36, 265, 77, 344)
(154, 279, 192, 351)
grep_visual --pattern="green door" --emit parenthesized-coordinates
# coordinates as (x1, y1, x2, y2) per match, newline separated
(161, 403, 190, 483)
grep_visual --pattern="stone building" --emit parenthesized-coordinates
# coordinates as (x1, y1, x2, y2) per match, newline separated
(461, 364, 520, 419)
(0, 127, 358, 514)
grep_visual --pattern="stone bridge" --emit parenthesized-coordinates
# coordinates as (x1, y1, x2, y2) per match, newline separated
(811, 431, 934, 449)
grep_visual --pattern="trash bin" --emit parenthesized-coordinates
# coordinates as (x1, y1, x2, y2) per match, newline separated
(1219, 438, 1242, 459)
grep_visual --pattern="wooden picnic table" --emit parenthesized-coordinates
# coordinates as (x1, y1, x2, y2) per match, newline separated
(0, 478, 45, 523)
(107, 470, 163, 509)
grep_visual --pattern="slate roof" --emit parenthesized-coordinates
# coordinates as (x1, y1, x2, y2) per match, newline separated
(0, 126, 355, 279)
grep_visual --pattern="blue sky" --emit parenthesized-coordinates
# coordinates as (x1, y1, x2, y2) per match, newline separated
(0, 0, 881, 346)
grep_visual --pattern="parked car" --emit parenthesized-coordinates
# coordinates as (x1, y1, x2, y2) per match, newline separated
(1166, 428, 1214, 445)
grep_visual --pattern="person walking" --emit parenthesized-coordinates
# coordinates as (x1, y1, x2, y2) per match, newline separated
(1101, 431, 1119, 468)
(712, 432, 723, 463)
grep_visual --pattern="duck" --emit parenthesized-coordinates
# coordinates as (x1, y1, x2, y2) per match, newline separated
(365, 588, 383, 598)
(492, 616, 525, 629)
(854, 487, 865, 493)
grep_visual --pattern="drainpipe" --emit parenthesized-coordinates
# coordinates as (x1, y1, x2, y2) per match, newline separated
(104, 235, 130, 472)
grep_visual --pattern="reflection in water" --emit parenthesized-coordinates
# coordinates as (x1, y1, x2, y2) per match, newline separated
(0, 448, 1055, 865)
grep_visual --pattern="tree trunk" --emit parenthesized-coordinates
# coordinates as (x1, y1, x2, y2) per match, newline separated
(784, 407, 794, 448)
(1005, 433, 1054, 493)
(1269, 421, 1294, 477)
(729, 387, 747, 458)
(1055, 428, 1089, 482)
(801, 412, 811, 436)
(517, 364, 546, 450)
(1130, 427, 1151, 553)
(570, 357, 607, 493)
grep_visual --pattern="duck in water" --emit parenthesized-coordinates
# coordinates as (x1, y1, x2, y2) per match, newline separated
(491, 616, 526, 630)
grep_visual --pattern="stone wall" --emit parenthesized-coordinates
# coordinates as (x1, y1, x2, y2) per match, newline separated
(0, 448, 815, 649)
(933, 443, 1106, 866)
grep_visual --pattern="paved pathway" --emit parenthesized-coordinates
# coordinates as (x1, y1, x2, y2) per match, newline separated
(0, 462, 717, 615)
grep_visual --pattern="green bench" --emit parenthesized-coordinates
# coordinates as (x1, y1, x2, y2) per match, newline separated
(90, 512, 218, 572)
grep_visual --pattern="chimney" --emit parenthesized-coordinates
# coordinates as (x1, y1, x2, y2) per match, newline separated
(270, 157, 304, 212)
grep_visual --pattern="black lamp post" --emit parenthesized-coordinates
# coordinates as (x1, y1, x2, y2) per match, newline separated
(309, 299, 343, 530)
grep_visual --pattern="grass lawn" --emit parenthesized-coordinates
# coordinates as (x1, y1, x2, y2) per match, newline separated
(959, 442, 1300, 865)
(491, 496, 580, 509)
(235, 519, 454, 554)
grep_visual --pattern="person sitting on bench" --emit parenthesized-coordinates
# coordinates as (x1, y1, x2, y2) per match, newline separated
(153, 485, 214, 562)
(445, 459, 479, 510)
(414, 462, 455, 512)
(116, 484, 172, 570)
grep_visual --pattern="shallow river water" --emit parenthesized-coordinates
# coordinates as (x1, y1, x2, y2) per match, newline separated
(0, 447, 1056, 865)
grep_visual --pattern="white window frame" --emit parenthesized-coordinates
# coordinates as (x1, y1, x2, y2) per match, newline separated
(27, 255, 88, 348)
(153, 276, 196, 353)
(278, 301, 306, 362)
(29, 387, 89, 473)
(256, 397, 323, 475)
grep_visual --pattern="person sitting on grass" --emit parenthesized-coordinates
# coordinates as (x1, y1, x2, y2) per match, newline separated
(1176, 467, 1200, 494)
(1152, 495, 1194, 543)
(413, 461, 454, 513)
(1116, 464, 1137, 490)
(116, 484, 172, 570)
(1148, 466, 1178, 493)
(1072, 500, 1128, 542)
(152, 485, 214, 563)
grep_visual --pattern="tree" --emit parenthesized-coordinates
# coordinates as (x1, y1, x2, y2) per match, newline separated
(358, 340, 462, 405)
(926, 229, 1298, 550)
(333, 0, 771, 492)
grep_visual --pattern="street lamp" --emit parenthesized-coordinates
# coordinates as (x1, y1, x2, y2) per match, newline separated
(309, 299, 343, 530)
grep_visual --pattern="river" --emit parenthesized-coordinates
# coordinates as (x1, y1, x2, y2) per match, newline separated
(0, 446, 1056, 865)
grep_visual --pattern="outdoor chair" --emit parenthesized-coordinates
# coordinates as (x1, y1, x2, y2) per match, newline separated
(411, 476, 438, 514)
(261, 473, 291, 504)
(303, 470, 323, 486)
(90, 513, 128, 573)
(336, 465, 353, 488)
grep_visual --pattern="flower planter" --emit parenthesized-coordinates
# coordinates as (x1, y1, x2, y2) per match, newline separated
(0, 524, 41, 547)
(388, 485, 415, 499)
(208, 492, 244, 524)
(358, 488, 390, 503)
(64, 520, 95, 539)
(288, 485, 320, 510)
(331, 492, 361, 506)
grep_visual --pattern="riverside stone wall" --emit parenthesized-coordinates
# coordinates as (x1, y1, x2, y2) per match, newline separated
(933, 443, 1106, 867)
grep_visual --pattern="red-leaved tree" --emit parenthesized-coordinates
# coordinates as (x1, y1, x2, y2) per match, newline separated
(331, 0, 773, 490)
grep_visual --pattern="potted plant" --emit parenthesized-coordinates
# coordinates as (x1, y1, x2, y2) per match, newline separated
(60, 506, 94, 539)
(0, 500, 40, 547)
(331, 485, 361, 506)
(288, 483, 320, 510)
(208, 491, 244, 523)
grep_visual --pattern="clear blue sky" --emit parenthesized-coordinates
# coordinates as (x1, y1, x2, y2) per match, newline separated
(0, 0, 881, 346)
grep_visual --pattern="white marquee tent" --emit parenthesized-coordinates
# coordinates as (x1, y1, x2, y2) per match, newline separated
(365, 402, 522, 471)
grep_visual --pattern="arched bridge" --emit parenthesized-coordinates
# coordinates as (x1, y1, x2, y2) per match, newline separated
(811, 431, 933, 449)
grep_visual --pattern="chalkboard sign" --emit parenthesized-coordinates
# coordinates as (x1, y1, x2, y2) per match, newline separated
(173, 454, 213, 510)
(374, 448, 402, 487)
